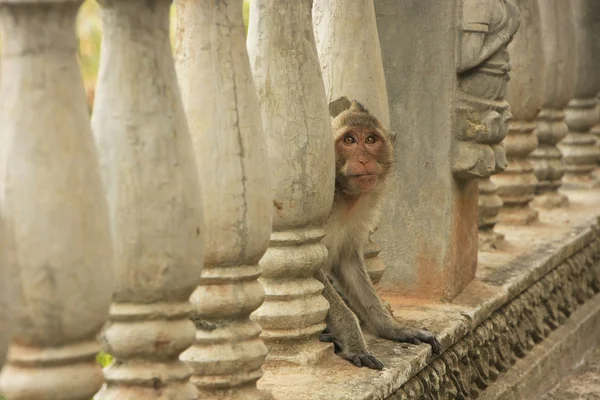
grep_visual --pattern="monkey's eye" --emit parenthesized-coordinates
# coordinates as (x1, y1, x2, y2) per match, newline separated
(343, 136, 356, 144)
(365, 135, 377, 144)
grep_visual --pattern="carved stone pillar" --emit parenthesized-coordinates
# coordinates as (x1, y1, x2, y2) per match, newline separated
(0, 1, 114, 398)
(174, 1, 273, 398)
(373, 0, 518, 299)
(312, 0, 390, 284)
(456, 0, 520, 248)
(248, 0, 335, 363)
(91, 0, 205, 398)
(529, 0, 576, 209)
(558, 0, 600, 189)
(490, 0, 544, 225)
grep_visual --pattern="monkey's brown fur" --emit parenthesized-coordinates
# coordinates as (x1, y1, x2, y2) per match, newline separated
(316, 97, 441, 370)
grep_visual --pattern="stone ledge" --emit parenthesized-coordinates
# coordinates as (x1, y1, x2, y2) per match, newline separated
(257, 189, 600, 400)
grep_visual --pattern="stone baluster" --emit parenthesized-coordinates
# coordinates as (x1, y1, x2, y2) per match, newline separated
(247, 0, 335, 363)
(0, 48, 8, 373)
(558, 0, 600, 189)
(529, 0, 576, 209)
(91, 0, 205, 398)
(593, 92, 600, 179)
(0, 1, 114, 398)
(491, 0, 544, 225)
(174, 1, 273, 398)
(312, 0, 390, 284)
(373, 0, 519, 298)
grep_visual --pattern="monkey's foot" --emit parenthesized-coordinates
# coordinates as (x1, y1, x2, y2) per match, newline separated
(320, 330, 385, 370)
(382, 327, 442, 355)
(342, 351, 384, 370)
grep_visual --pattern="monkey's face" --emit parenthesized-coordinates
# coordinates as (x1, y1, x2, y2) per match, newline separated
(335, 126, 392, 194)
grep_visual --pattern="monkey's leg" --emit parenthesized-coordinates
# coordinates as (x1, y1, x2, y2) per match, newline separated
(315, 269, 384, 370)
(333, 252, 442, 355)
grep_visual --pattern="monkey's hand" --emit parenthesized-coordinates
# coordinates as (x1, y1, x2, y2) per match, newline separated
(378, 324, 442, 355)
(320, 330, 384, 370)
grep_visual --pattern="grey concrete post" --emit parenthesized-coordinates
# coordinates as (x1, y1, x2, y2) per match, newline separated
(373, 0, 518, 300)
(91, 0, 205, 398)
(0, 1, 114, 397)
(312, 0, 390, 284)
(174, 1, 273, 398)
(492, 0, 544, 225)
(558, 0, 600, 189)
(529, 0, 576, 209)
(247, 0, 335, 364)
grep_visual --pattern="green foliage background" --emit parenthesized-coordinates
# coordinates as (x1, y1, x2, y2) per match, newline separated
(77, 0, 250, 108)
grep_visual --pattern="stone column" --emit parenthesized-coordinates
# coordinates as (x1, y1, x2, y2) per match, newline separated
(492, 0, 544, 225)
(0, 1, 114, 398)
(174, 1, 273, 398)
(91, 0, 205, 398)
(529, 0, 576, 209)
(312, 0, 390, 284)
(558, 0, 600, 189)
(373, 0, 518, 299)
(247, 0, 335, 363)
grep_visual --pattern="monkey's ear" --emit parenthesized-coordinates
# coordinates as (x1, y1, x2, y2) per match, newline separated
(329, 96, 352, 118)
(388, 130, 398, 144)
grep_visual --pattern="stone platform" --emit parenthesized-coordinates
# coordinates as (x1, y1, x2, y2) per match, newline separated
(257, 189, 600, 400)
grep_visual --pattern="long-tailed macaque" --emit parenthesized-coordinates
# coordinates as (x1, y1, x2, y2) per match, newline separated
(316, 97, 441, 370)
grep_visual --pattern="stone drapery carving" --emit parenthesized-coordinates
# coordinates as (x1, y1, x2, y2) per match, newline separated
(456, 0, 520, 247)
(312, 0, 390, 284)
(247, 0, 336, 364)
(0, 1, 114, 398)
(454, 0, 519, 180)
(388, 237, 600, 399)
(529, 1, 576, 209)
(174, 0, 273, 398)
(91, 0, 205, 398)
(492, 0, 544, 225)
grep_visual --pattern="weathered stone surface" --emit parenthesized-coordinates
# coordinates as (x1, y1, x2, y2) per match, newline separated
(174, 1, 273, 398)
(247, 0, 335, 364)
(374, 0, 512, 300)
(91, 0, 205, 398)
(0, 2, 114, 398)
(492, 0, 544, 226)
(529, 0, 576, 209)
(542, 341, 600, 400)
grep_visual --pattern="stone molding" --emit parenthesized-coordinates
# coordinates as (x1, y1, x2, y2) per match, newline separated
(387, 231, 600, 399)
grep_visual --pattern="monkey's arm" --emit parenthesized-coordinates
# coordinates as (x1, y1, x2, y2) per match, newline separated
(333, 252, 442, 355)
(315, 269, 384, 370)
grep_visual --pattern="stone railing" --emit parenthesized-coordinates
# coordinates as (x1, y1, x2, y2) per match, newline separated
(0, 0, 600, 400)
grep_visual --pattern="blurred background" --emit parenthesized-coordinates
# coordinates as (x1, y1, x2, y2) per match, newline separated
(76, 0, 251, 109)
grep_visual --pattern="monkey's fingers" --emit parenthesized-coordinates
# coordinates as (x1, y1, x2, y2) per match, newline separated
(348, 353, 384, 370)
(319, 333, 336, 343)
(412, 329, 442, 355)
(427, 336, 442, 355)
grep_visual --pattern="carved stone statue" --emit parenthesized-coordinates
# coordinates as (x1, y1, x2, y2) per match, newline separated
(455, 0, 520, 247)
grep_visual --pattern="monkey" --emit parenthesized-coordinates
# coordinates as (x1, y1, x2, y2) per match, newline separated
(315, 97, 441, 370)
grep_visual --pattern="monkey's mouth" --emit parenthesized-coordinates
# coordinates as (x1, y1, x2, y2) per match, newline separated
(348, 174, 378, 190)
